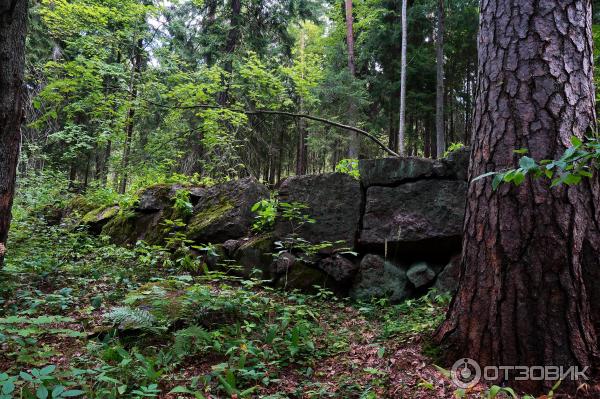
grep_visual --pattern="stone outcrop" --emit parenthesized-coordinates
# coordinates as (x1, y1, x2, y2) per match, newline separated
(360, 180, 467, 247)
(187, 177, 269, 244)
(359, 147, 469, 188)
(78, 148, 469, 302)
(274, 173, 362, 248)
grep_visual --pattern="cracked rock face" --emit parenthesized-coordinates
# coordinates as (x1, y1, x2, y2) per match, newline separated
(274, 173, 362, 248)
(359, 179, 467, 246)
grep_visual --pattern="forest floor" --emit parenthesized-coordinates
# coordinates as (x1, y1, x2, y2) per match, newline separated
(0, 213, 591, 398)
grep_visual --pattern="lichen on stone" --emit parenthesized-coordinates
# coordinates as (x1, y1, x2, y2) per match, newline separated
(187, 199, 234, 239)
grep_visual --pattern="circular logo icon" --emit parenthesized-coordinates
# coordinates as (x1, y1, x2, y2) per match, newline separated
(451, 358, 481, 388)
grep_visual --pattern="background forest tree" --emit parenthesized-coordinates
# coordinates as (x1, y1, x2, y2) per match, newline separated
(21, 0, 479, 192)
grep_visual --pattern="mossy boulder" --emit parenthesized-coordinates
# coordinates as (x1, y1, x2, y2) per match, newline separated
(406, 261, 437, 288)
(233, 234, 274, 278)
(350, 254, 411, 303)
(82, 205, 120, 234)
(274, 259, 330, 291)
(37, 203, 65, 226)
(101, 211, 165, 245)
(186, 177, 269, 244)
(65, 195, 97, 217)
(137, 184, 181, 212)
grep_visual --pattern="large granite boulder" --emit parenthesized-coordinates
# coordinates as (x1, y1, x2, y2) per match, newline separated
(359, 147, 469, 187)
(275, 173, 362, 248)
(360, 179, 467, 247)
(186, 177, 269, 244)
(350, 254, 411, 303)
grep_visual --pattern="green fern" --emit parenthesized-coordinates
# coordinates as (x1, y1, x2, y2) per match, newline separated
(172, 325, 212, 357)
(104, 306, 156, 330)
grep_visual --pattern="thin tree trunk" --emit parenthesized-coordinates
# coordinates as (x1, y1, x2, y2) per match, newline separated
(397, 0, 407, 156)
(345, 0, 359, 158)
(119, 39, 143, 194)
(296, 29, 308, 175)
(0, 0, 28, 267)
(435, 0, 599, 393)
(217, 0, 241, 106)
(435, 0, 445, 158)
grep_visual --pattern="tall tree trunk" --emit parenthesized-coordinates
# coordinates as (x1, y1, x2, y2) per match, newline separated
(0, 0, 28, 267)
(217, 0, 241, 106)
(435, 0, 600, 393)
(119, 39, 143, 194)
(397, 0, 407, 156)
(345, 0, 359, 158)
(296, 29, 308, 175)
(435, 0, 445, 158)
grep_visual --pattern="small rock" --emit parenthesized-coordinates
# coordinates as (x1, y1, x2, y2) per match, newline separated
(434, 255, 461, 293)
(319, 255, 358, 283)
(233, 234, 274, 278)
(82, 205, 120, 234)
(407, 262, 437, 288)
(350, 254, 411, 303)
(272, 252, 297, 275)
(187, 177, 269, 243)
(223, 239, 242, 256)
(275, 260, 329, 291)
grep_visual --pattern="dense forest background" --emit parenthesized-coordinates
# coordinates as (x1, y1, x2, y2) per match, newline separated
(22, 0, 483, 192)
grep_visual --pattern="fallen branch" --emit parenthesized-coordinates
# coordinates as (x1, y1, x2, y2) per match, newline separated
(145, 100, 400, 157)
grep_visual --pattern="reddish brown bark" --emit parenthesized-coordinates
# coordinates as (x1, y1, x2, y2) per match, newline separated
(436, 0, 600, 393)
(0, 0, 28, 267)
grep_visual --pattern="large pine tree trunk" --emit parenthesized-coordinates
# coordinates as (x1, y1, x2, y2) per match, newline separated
(436, 0, 600, 393)
(0, 0, 28, 267)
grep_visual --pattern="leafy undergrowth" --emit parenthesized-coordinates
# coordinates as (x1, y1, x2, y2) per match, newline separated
(1, 213, 587, 398)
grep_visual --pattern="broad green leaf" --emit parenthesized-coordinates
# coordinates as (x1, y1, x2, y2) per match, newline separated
(36, 385, 49, 399)
(60, 390, 85, 397)
(518, 156, 536, 171)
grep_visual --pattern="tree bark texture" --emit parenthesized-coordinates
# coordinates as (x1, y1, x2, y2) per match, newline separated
(436, 0, 600, 393)
(0, 0, 28, 267)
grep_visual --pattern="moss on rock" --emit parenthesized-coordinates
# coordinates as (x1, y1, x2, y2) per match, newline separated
(187, 200, 234, 241)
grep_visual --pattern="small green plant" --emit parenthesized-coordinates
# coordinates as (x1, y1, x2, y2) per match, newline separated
(251, 194, 279, 232)
(335, 158, 360, 180)
(476, 136, 598, 190)
(443, 142, 465, 157)
(173, 189, 193, 216)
